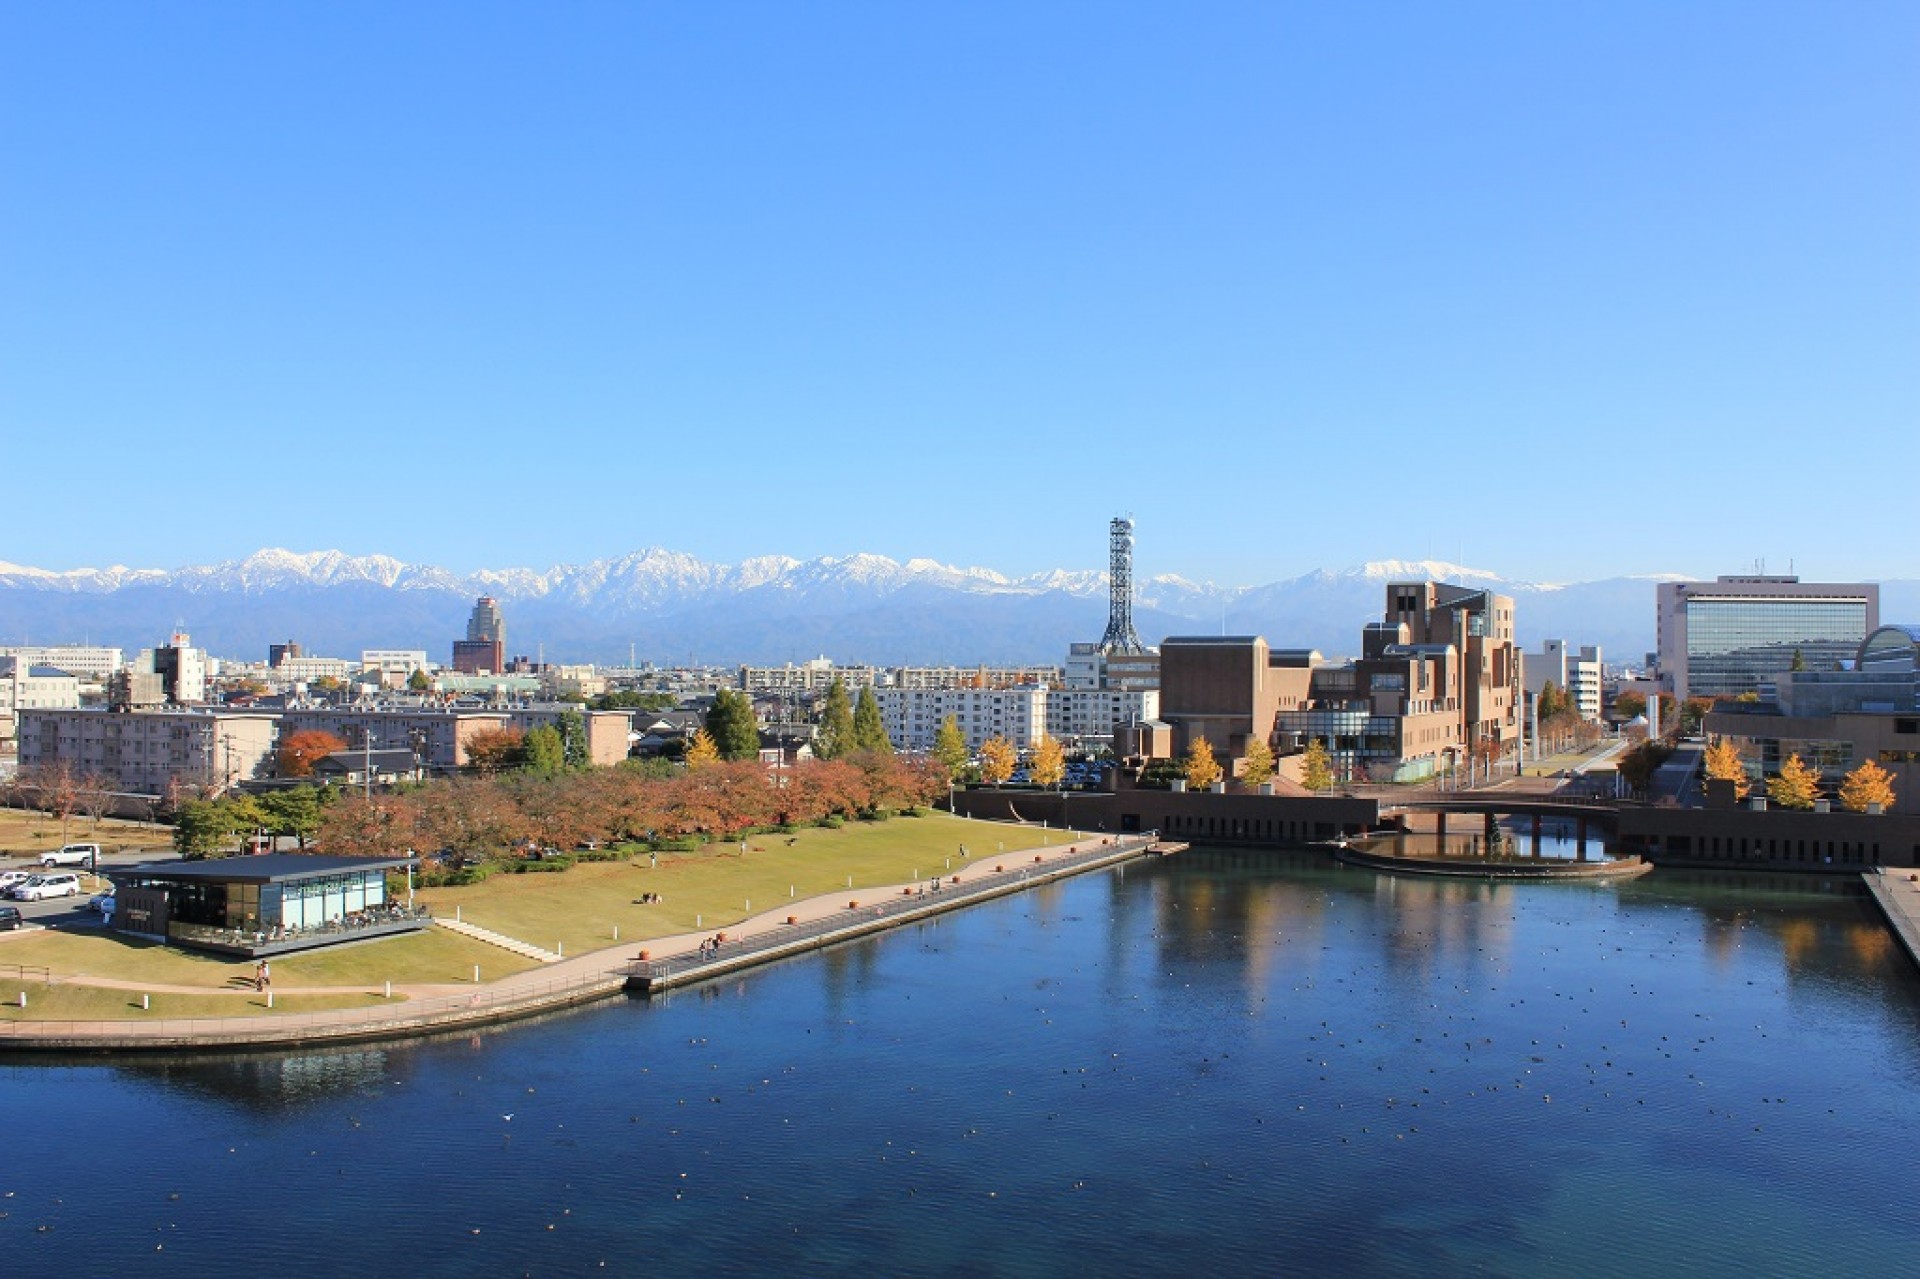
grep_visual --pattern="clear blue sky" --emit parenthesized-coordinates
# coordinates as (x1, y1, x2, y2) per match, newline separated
(3, 3, 1914, 587)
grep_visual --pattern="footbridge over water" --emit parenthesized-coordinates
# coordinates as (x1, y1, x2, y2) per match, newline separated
(1377, 793, 1625, 859)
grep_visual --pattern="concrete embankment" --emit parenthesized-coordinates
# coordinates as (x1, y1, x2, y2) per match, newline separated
(0, 833, 1155, 1053)
(1864, 868, 1920, 972)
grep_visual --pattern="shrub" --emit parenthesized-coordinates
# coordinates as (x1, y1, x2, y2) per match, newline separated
(819, 815, 845, 829)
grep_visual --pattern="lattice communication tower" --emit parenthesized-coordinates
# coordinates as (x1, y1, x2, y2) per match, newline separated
(1098, 516, 1147, 654)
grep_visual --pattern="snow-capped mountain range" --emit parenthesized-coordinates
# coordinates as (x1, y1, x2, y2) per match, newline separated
(2, 547, 1912, 667)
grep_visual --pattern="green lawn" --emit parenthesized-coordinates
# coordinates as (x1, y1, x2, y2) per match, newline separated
(418, 812, 1075, 954)
(0, 983, 407, 1021)
(0, 923, 540, 990)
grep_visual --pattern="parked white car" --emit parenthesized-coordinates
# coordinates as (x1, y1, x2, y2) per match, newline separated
(0, 870, 34, 894)
(41, 843, 100, 868)
(11, 872, 82, 901)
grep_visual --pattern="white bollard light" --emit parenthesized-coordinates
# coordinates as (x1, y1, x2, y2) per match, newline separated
(384, 981, 392, 999)
(473, 965, 481, 983)
(142, 994, 150, 1010)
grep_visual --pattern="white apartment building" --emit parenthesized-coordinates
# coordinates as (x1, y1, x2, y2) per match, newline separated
(1046, 687, 1159, 748)
(1524, 641, 1605, 720)
(876, 685, 1050, 753)
(275, 655, 357, 684)
(881, 665, 1062, 690)
(739, 659, 879, 693)
(0, 645, 125, 681)
(17, 708, 278, 796)
(362, 650, 431, 677)
(0, 659, 84, 749)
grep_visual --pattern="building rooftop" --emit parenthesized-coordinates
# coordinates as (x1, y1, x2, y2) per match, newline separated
(120, 854, 416, 884)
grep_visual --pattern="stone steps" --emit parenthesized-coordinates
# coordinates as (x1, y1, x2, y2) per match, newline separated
(434, 916, 562, 963)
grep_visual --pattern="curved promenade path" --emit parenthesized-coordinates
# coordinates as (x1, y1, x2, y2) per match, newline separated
(0, 833, 1156, 1053)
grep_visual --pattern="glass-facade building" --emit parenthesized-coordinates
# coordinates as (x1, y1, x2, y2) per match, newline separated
(112, 854, 425, 957)
(1658, 578, 1879, 701)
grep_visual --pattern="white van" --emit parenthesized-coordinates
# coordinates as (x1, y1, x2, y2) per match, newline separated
(42, 843, 99, 868)
(13, 872, 82, 901)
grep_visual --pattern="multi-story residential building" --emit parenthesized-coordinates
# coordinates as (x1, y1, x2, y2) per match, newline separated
(0, 645, 125, 681)
(1657, 575, 1878, 701)
(0, 659, 83, 750)
(876, 685, 1050, 753)
(882, 665, 1062, 690)
(503, 706, 636, 766)
(272, 655, 357, 685)
(134, 632, 211, 705)
(1524, 640, 1604, 721)
(738, 659, 879, 694)
(1045, 687, 1159, 750)
(17, 708, 277, 797)
(362, 650, 432, 679)
(279, 707, 512, 773)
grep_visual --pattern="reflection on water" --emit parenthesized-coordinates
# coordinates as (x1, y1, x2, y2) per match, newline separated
(1357, 821, 1623, 864)
(3, 849, 1919, 1278)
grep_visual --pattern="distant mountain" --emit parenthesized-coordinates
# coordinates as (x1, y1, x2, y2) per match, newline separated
(4, 546, 1894, 668)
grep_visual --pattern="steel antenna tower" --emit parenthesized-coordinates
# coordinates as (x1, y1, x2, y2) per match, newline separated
(1098, 516, 1146, 654)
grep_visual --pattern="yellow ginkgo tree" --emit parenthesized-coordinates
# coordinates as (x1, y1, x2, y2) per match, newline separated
(1839, 759, 1897, 813)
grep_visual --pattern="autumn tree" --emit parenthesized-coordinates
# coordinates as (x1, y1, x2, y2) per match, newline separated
(1300, 739, 1333, 792)
(932, 715, 969, 778)
(1839, 759, 1897, 813)
(75, 770, 118, 831)
(851, 686, 892, 755)
(1028, 734, 1066, 788)
(17, 761, 82, 844)
(705, 688, 762, 762)
(1767, 753, 1820, 810)
(464, 726, 526, 776)
(814, 677, 855, 761)
(1536, 681, 1569, 721)
(1613, 692, 1646, 721)
(1182, 736, 1223, 790)
(684, 728, 722, 770)
(1241, 738, 1275, 787)
(1703, 738, 1750, 799)
(978, 735, 1017, 786)
(317, 792, 420, 860)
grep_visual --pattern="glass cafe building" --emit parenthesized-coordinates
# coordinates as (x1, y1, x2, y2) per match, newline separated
(111, 854, 427, 958)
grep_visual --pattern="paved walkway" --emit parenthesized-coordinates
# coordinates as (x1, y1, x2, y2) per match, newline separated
(0, 830, 1143, 1047)
(1865, 868, 1920, 971)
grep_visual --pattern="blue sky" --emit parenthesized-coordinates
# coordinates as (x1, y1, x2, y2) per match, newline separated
(3, 3, 1914, 587)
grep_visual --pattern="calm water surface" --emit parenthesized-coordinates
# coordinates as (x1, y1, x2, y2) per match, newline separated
(5, 851, 1919, 1277)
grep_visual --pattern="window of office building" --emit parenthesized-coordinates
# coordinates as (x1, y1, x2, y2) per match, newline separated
(1686, 598, 1870, 698)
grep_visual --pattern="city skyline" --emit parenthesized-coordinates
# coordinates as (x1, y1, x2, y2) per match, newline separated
(5, 6, 1914, 583)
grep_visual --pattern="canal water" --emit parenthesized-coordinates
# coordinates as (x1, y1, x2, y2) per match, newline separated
(5, 850, 1918, 1277)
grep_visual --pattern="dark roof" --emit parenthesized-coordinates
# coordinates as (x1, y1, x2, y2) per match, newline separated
(120, 854, 415, 884)
(314, 748, 417, 772)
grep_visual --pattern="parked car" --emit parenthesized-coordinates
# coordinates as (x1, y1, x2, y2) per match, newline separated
(0, 870, 34, 894)
(12, 872, 82, 901)
(41, 843, 100, 868)
(0, 905, 23, 931)
(88, 888, 117, 913)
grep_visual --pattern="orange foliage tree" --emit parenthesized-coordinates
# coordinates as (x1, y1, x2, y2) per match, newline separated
(279, 729, 348, 778)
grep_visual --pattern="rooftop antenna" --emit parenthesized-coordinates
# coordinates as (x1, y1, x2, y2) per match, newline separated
(1097, 516, 1146, 655)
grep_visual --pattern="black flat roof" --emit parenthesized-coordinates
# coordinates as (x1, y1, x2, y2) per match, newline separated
(121, 854, 415, 884)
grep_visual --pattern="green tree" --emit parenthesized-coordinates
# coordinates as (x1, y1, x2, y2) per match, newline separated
(705, 689, 761, 761)
(815, 677, 855, 760)
(1839, 759, 1897, 813)
(1241, 737, 1275, 787)
(932, 715, 969, 778)
(1790, 647, 1807, 673)
(173, 796, 260, 858)
(1536, 681, 1567, 721)
(1300, 738, 1333, 792)
(257, 786, 326, 848)
(851, 686, 892, 754)
(1767, 753, 1820, 810)
(1182, 736, 1223, 790)
(557, 708, 591, 769)
(522, 725, 566, 776)
(407, 668, 432, 692)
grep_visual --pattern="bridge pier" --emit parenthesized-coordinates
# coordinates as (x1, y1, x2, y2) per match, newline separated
(1435, 811, 1447, 852)
(1532, 812, 1543, 859)
(1577, 816, 1589, 861)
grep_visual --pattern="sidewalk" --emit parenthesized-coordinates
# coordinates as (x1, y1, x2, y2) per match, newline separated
(0, 829, 1147, 1049)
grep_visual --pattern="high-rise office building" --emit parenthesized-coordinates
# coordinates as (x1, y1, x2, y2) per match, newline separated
(452, 596, 507, 675)
(1656, 576, 1878, 700)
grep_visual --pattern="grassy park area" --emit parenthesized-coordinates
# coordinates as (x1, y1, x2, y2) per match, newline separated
(416, 811, 1075, 956)
(0, 813, 1069, 1021)
(0, 808, 171, 857)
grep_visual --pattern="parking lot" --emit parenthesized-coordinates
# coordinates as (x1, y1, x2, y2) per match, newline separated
(0, 850, 151, 933)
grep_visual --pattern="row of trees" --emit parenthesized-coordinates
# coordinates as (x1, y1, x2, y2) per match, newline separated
(1703, 738, 1896, 812)
(312, 750, 949, 861)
